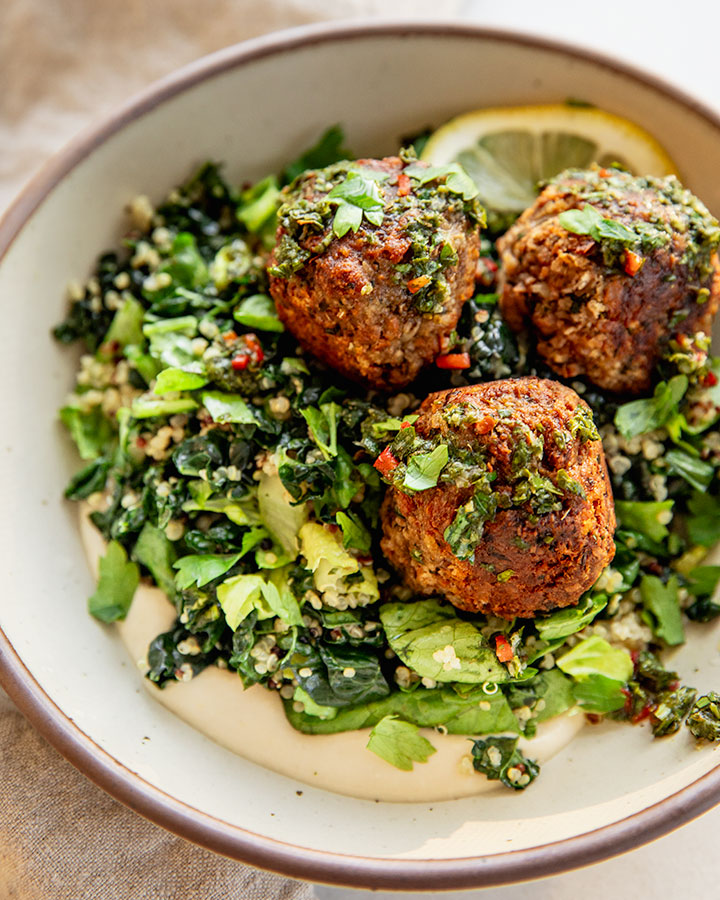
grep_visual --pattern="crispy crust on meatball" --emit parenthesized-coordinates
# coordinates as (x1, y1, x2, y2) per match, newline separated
(497, 169, 720, 394)
(267, 157, 482, 391)
(380, 377, 615, 619)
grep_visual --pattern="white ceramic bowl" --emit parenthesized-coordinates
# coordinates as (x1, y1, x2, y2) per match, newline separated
(3, 21, 720, 891)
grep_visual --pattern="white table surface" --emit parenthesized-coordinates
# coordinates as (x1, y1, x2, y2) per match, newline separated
(316, 1, 720, 896)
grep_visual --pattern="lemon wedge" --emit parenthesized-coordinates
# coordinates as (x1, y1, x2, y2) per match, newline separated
(420, 103, 678, 230)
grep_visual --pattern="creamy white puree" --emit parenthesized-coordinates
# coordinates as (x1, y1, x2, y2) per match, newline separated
(80, 510, 584, 802)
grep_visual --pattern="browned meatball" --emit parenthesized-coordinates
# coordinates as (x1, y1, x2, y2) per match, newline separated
(498, 168, 720, 394)
(267, 156, 484, 391)
(379, 377, 615, 619)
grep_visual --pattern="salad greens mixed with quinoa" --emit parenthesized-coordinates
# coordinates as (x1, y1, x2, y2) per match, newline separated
(55, 124, 720, 791)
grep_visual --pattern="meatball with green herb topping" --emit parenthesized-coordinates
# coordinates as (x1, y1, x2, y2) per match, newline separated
(267, 155, 484, 391)
(378, 377, 615, 619)
(498, 167, 720, 394)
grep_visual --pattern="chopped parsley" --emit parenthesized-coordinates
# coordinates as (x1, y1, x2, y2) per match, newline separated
(366, 716, 437, 770)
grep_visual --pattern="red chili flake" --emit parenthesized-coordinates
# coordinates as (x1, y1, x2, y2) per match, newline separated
(231, 354, 249, 370)
(373, 446, 400, 477)
(407, 275, 432, 294)
(623, 249, 644, 276)
(222, 330, 238, 343)
(400, 421, 413, 429)
(585, 713, 603, 725)
(702, 371, 718, 388)
(598, 167, 610, 177)
(436, 352, 471, 370)
(397, 172, 411, 196)
(478, 256, 498, 273)
(632, 703, 654, 724)
(494, 634, 514, 663)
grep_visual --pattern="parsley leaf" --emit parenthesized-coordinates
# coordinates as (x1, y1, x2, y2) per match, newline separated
(558, 203, 637, 244)
(233, 294, 285, 332)
(174, 552, 243, 590)
(154, 364, 208, 395)
(201, 391, 256, 425)
(573, 674, 628, 714)
(366, 715, 436, 770)
(640, 574, 685, 646)
(133, 522, 177, 599)
(664, 449, 715, 492)
(403, 444, 449, 491)
(614, 499, 674, 543)
(614, 375, 688, 439)
(88, 540, 140, 623)
(336, 510, 372, 553)
(301, 402, 340, 459)
(687, 492, 720, 546)
(327, 171, 385, 237)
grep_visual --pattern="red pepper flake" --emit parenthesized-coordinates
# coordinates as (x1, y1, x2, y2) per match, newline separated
(478, 256, 498, 273)
(598, 167, 610, 177)
(702, 370, 718, 388)
(623, 249, 644, 276)
(222, 330, 238, 343)
(397, 172, 411, 196)
(400, 421, 413, 429)
(407, 275, 432, 294)
(373, 446, 400, 477)
(632, 703, 654, 724)
(436, 352, 471, 370)
(229, 333, 264, 367)
(494, 634, 514, 663)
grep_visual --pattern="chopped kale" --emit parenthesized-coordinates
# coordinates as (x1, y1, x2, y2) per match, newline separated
(470, 736, 539, 790)
(687, 693, 720, 741)
(651, 686, 697, 737)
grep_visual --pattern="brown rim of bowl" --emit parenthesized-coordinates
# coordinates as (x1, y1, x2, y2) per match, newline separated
(2, 19, 720, 891)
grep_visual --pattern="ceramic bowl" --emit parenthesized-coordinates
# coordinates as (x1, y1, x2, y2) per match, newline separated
(3, 21, 720, 891)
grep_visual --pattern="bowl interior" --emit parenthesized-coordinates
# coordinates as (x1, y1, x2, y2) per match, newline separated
(3, 24, 720, 888)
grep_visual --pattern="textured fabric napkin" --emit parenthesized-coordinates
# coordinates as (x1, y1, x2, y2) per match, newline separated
(0, 1, 459, 897)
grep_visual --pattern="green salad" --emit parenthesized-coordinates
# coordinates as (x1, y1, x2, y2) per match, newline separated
(55, 126, 720, 790)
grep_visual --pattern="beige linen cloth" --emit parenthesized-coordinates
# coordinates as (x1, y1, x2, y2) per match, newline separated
(0, 1, 459, 897)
